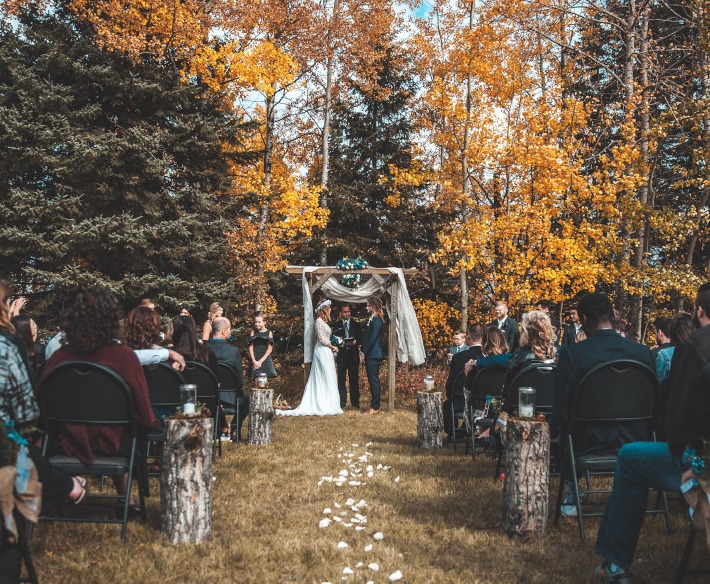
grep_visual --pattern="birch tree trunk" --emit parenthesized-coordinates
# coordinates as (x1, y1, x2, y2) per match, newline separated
(502, 419, 550, 538)
(417, 391, 443, 449)
(248, 388, 274, 446)
(161, 417, 214, 544)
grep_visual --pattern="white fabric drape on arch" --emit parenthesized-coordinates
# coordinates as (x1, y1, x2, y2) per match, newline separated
(301, 267, 426, 366)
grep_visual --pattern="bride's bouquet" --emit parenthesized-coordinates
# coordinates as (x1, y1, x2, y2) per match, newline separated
(330, 334, 344, 347)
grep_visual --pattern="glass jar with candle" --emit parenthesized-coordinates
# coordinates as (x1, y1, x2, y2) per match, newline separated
(180, 384, 197, 415)
(257, 372, 268, 388)
(423, 374, 436, 392)
(518, 387, 535, 418)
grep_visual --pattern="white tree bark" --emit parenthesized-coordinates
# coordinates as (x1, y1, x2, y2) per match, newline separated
(248, 388, 274, 446)
(417, 391, 443, 449)
(161, 417, 214, 544)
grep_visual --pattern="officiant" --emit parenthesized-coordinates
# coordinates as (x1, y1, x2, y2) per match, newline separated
(332, 304, 362, 409)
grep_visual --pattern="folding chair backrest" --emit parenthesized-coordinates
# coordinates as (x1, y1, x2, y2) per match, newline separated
(570, 359, 657, 425)
(217, 363, 242, 396)
(183, 361, 219, 408)
(143, 363, 184, 409)
(40, 361, 134, 425)
(468, 367, 507, 400)
(507, 363, 557, 414)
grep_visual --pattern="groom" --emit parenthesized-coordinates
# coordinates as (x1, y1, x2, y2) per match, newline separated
(332, 304, 362, 408)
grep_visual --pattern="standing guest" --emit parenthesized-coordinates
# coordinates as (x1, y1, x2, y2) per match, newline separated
(650, 316, 672, 363)
(201, 302, 224, 342)
(208, 317, 249, 439)
(40, 287, 157, 499)
(139, 298, 155, 309)
(332, 304, 362, 409)
(10, 314, 45, 382)
(178, 306, 191, 317)
(592, 283, 710, 583)
(656, 312, 693, 384)
(444, 324, 484, 438)
(360, 296, 385, 415)
(561, 304, 582, 347)
(248, 314, 277, 384)
(489, 301, 519, 351)
(0, 281, 85, 510)
(446, 330, 469, 365)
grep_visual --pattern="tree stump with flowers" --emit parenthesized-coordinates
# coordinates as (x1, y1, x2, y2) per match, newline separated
(161, 416, 214, 544)
(248, 388, 274, 446)
(502, 418, 550, 538)
(416, 391, 444, 448)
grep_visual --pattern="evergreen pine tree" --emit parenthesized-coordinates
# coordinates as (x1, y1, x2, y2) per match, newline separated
(0, 8, 253, 324)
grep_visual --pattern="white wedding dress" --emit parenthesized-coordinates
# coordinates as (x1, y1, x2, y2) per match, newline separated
(276, 318, 342, 416)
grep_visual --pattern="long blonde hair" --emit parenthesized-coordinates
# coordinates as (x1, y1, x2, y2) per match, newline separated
(367, 296, 385, 320)
(207, 302, 222, 322)
(482, 326, 508, 355)
(519, 310, 556, 360)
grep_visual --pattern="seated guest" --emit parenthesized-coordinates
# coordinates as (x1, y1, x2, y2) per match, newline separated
(549, 292, 653, 518)
(40, 287, 158, 498)
(1, 281, 86, 510)
(464, 326, 510, 376)
(650, 316, 671, 363)
(172, 316, 218, 376)
(208, 317, 249, 439)
(655, 312, 693, 383)
(443, 324, 484, 438)
(10, 314, 45, 382)
(592, 283, 710, 583)
(561, 304, 582, 347)
(502, 310, 557, 403)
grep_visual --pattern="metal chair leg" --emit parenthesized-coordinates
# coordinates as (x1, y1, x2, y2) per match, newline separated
(675, 525, 696, 584)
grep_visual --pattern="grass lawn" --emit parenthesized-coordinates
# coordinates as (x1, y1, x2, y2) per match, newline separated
(29, 402, 706, 583)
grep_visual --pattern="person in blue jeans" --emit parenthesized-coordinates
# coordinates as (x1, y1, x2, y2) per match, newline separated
(360, 296, 385, 415)
(593, 283, 710, 583)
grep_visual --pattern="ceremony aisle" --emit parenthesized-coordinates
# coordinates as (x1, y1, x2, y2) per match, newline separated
(30, 408, 695, 583)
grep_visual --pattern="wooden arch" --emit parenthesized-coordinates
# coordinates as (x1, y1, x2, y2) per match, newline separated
(285, 266, 418, 411)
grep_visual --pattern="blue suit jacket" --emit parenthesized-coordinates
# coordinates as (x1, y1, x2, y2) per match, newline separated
(361, 316, 384, 360)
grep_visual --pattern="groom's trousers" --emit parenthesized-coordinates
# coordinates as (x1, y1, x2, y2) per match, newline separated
(337, 349, 360, 407)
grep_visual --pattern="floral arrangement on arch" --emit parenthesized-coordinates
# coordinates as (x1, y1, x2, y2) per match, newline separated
(336, 256, 368, 289)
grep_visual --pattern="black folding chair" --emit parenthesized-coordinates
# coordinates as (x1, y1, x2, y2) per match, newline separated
(39, 361, 145, 543)
(183, 361, 221, 457)
(505, 363, 559, 475)
(466, 367, 507, 462)
(675, 519, 710, 583)
(143, 363, 184, 476)
(553, 359, 673, 541)
(449, 371, 468, 449)
(217, 362, 245, 444)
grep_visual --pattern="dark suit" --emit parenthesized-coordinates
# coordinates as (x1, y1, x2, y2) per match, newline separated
(207, 338, 249, 437)
(361, 315, 384, 410)
(489, 316, 519, 351)
(550, 328, 654, 455)
(332, 318, 362, 407)
(561, 323, 580, 347)
(443, 344, 483, 435)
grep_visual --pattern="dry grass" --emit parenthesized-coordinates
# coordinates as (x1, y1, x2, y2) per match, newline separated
(29, 399, 706, 583)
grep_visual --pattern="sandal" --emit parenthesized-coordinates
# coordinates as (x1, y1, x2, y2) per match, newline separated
(273, 394, 291, 410)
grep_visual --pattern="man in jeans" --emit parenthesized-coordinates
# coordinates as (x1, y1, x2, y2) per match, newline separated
(593, 283, 710, 583)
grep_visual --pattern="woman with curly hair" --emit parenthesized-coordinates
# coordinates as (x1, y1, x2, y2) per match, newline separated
(39, 287, 157, 497)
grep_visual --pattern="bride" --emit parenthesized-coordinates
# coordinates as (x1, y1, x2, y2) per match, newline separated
(276, 299, 343, 416)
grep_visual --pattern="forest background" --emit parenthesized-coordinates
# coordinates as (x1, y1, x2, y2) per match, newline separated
(0, 0, 708, 356)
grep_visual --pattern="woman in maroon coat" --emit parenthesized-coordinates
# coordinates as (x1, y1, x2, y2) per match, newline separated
(40, 287, 157, 496)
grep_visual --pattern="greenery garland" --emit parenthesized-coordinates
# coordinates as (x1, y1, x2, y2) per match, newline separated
(336, 257, 369, 289)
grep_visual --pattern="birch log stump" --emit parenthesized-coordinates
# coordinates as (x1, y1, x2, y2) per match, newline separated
(161, 417, 214, 544)
(502, 418, 550, 538)
(416, 391, 443, 449)
(248, 388, 274, 446)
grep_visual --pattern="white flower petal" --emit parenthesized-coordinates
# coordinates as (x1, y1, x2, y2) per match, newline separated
(319, 518, 331, 528)
(364, 544, 373, 552)
(334, 502, 342, 508)
(339, 469, 348, 477)
(368, 563, 380, 572)
(355, 526, 365, 531)
(367, 472, 374, 478)
(342, 567, 354, 575)
(373, 532, 384, 540)
(337, 541, 349, 549)
(333, 516, 342, 522)
(324, 508, 332, 514)
(388, 570, 403, 581)
(366, 465, 373, 472)
(394, 476, 400, 483)
(356, 562, 363, 568)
